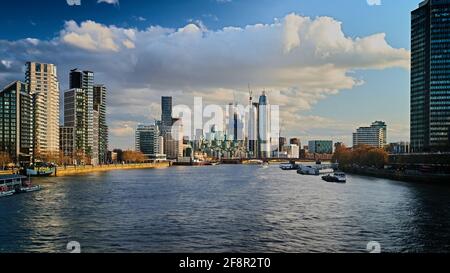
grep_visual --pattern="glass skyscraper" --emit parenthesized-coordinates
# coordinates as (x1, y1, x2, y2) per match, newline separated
(69, 69, 94, 157)
(0, 81, 33, 165)
(411, 0, 450, 152)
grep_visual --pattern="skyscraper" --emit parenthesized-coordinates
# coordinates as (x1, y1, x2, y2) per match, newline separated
(0, 81, 33, 165)
(69, 69, 94, 158)
(63, 88, 87, 155)
(161, 96, 173, 129)
(94, 84, 108, 164)
(258, 91, 271, 158)
(26, 62, 60, 158)
(411, 0, 450, 152)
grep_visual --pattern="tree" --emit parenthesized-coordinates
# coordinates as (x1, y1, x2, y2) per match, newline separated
(122, 151, 147, 163)
(333, 145, 388, 169)
(0, 152, 12, 170)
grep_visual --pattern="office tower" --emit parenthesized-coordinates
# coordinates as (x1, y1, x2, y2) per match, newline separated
(411, 0, 450, 152)
(0, 81, 33, 165)
(63, 88, 87, 156)
(26, 62, 60, 158)
(135, 124, 163, 158)
(69, 69, 94, 158)
(353, 121, 387, 148)
(164, 118, 183, 159)
(161, 96, 173, 129)
(308, 140, 333, 154)
(94, 84, 108, 164)
(248, 99, 259, 158)
(258, 92, 271, 158)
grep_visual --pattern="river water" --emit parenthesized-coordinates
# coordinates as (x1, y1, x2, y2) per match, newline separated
(1, 165, 449, 253)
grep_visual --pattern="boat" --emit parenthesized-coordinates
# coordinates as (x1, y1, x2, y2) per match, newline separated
(297, 165, 334, 176)
(0, 185, 15, 198)
(26, 162, 56, 177)
(280, 161, 299, 170)
(246, 159, 264, 165)
(322, 172, 347, 183)
(0, 174, 42, 196)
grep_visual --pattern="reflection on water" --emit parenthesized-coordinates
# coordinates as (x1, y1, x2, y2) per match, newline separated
(1, 165, 450, 253)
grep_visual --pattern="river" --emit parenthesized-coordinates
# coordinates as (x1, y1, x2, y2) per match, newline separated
(1, 165, 449, 253)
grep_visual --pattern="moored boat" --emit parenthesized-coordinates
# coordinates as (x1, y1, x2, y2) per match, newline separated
(0, 174, 42, 197)
(26, 162, 56, 177)
(322, 172, 347, 183)
(280, 161, 300, 170)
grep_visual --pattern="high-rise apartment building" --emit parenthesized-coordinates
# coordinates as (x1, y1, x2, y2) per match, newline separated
(26, 62, 60, 158)
(63, 88, 87, 155)
(411, 0, 450, 152)
(94, 84, 108, 164)
(69, 69, 94, 157)
(0, 81, 33, 164)
(353, 121, 387, 148)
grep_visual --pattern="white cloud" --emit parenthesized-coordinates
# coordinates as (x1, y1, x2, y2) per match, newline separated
(97, 0, 119, 5)
(66, 0, 81, 6)
(367, 0, 382, 6)
(0, 13, 409, 148)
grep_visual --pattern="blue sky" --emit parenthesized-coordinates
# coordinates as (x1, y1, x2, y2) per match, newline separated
(0, 0, 420, 149)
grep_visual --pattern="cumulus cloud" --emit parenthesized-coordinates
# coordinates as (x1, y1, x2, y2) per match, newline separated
(0, 13, 409, 148)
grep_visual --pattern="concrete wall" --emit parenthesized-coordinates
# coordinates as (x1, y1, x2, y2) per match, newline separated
(55, 162, 171, 177)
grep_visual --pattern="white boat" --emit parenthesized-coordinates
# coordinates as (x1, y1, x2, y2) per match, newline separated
(297, 165, 334, 176)
(0, 189, 15, 198)
(18, 185, 42, 193)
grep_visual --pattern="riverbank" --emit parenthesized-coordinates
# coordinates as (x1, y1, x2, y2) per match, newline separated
(54, 162, 171, 177)
(343, 166, 450, 184)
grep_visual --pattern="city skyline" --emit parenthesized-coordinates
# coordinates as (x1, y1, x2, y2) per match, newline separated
(0, 0, 420, 149)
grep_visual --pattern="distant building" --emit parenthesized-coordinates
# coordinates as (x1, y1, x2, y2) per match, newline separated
(258, 92, 271, 158)
(411, 0, 450, 152)
(135, 124, 163, 158)
(282, 144, 300, 159)
(165, 118, 184, 160)
(309, 140, 333, 154)
(161, 96, 173, 131)
(279, 137, 287, 151)
(389, 142, 410, 154)
(353, 121, 387, 148)
(0, 81, 33, 165)
(26, 62, 60, 157)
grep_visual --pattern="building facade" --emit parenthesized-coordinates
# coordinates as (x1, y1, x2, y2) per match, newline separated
(60, 126, 75, 160)
(94, 84, 108, 164)
(135, 124, 163, 158)
(308, 140, 333, 154)
(411, 0, 450, 152)
(258, 92, 271, 158)
(69, 69, 94, 158)
(63, 88, 87, 156)
(26, 62, 60, 158)
(0, 81, 33, 165)
(353, 121, 387, 148)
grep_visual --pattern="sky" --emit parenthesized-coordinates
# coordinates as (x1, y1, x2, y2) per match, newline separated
(0, 0, 420, 149)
